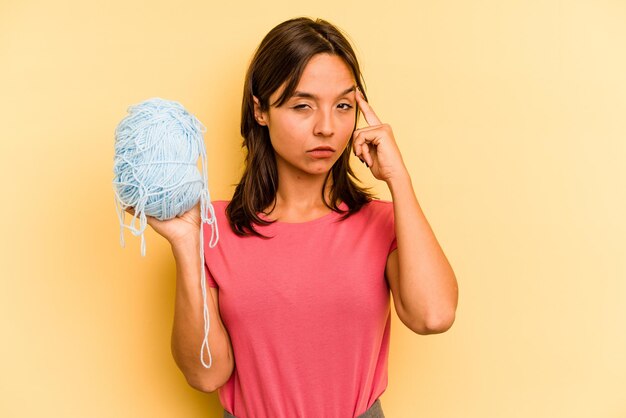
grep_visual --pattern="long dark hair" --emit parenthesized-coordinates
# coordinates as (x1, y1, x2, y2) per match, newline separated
(227, 17, 376, 238)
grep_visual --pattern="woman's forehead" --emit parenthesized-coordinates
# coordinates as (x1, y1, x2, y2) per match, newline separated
(291, 85, 357, 100)
(269, 54, 357, 104)
(298, 54, 354, 86)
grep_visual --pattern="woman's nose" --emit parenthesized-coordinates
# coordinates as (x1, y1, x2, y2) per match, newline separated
(313, 109, 334, 137)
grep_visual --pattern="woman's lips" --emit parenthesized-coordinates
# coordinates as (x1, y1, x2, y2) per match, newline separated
(307, 149, 335, 158)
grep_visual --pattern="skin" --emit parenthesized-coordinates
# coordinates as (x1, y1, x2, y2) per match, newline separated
(125, 50, 458, 392)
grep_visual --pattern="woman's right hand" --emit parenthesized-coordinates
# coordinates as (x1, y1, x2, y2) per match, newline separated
(125, 204, 201, 248)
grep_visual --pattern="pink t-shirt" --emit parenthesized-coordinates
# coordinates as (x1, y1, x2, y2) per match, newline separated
(202, 199, 397, 418)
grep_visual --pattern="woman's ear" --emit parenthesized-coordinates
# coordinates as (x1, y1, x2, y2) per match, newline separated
(253, 96, 267, 126)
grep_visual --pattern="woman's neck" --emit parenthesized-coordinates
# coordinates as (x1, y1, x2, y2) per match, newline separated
(262, 168, 335, 221)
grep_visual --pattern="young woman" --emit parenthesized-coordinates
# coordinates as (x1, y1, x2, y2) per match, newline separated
(137, 17, 458, 418)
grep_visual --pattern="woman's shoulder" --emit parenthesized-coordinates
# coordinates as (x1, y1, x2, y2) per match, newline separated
(342, 198, 393, 224)
(363, 198, 393, 213)
(367, 198, 393, 206)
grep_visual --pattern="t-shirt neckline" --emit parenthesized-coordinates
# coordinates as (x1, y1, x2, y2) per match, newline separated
(257, 201, 348, 226)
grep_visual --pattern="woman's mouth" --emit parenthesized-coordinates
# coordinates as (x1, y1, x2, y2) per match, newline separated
(307, 146, 335, 159)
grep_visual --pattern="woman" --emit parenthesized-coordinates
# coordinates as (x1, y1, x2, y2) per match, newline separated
(138, 17, 458, 418)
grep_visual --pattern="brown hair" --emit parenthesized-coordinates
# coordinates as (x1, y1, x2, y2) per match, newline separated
(227, 17, 376, 237)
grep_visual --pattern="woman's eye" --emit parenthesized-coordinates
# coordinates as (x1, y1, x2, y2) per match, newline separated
(338, 103, 353, 110)
(292, 104, 310, 110)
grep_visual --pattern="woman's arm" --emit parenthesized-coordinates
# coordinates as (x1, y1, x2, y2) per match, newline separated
(124, 204, 234, 390)
(170, 237, 234, 392)
(352, 88, 458, 334)
(385, 173, 458, 335)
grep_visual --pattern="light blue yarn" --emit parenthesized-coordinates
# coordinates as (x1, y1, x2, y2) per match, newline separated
(112, 97, 219, 368)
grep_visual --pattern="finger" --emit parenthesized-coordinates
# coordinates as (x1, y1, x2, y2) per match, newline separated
(356, 88, 382, 126)
(352, 129, 369, 159)
(353, 142, 370, 167)
(352, 131, 376, 168)
(355, 141, 366, 164)
(360, 142, 374, 168)
(354, 124, 385, 135)
(352, 126, 383, 157)
(353, 130, 365, 159)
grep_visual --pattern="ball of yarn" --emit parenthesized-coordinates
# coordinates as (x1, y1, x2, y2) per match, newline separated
(113, 97, 218, 253)
(113, 97, 219, 368)
(114, 97, 204, 220)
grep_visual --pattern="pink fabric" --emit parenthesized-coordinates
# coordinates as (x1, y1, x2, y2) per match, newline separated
(202, 199, 398, 418)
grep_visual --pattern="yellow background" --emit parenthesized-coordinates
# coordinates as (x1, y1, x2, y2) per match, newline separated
(1, 0, 625, 417)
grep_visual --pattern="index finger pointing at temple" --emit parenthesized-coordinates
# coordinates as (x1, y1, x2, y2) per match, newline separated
(356, 88, 382, 126)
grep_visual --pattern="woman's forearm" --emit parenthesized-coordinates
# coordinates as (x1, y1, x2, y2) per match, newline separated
(170, 238, 233, 392)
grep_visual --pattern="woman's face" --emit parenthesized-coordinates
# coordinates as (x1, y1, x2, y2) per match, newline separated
(255, 53, 357, 177)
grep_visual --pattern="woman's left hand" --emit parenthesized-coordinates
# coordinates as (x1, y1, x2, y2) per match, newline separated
(352, 88, 407, 183)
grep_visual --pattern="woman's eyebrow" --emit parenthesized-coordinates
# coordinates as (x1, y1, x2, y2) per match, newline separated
(292, 85, 356, 100)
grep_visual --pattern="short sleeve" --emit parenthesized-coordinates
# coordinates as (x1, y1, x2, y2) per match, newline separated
(204, 261, 219, 288)
(384, 200, 398, 255)
(388, 237, 398, 255)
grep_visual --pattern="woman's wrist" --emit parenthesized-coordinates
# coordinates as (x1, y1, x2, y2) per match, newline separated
(386, 169, 412, 194)
(171, 234, 201, 260)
